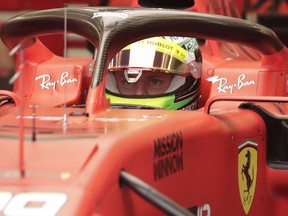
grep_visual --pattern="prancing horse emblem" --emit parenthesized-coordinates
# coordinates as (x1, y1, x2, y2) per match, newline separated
(238, 141, 258, 215)
(241, 150, 254, 198)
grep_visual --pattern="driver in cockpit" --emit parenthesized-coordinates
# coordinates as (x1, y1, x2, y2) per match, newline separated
(106, 36, 202, 110)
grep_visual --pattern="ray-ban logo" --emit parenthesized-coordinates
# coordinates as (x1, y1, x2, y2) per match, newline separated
(35, 72, 78, 90)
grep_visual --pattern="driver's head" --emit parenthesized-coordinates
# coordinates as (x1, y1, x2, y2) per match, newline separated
(106, 36, 202, 110)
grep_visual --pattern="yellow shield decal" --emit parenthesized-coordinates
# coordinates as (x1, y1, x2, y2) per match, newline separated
(238, 141, 258, 215)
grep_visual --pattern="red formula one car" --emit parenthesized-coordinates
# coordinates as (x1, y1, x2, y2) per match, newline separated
(0, 5, 288, 216)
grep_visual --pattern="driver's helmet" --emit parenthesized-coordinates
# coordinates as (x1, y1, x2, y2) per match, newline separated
(106, 36, 202, 110)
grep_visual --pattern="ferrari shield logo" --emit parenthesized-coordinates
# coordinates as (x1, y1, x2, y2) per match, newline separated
(238, 141, 258, 215)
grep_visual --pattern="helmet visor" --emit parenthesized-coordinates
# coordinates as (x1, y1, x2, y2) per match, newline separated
(109, 37, 197, 75)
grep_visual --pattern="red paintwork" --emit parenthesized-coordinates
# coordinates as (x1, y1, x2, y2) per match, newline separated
(11, 38, 93, 107)
(1, 102, 288, 215)
(0, 1, 288, 216)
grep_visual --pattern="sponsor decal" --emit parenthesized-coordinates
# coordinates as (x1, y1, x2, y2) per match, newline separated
(0, 192, 67, 216)
(92, 12, 128, 19)
(188, 203, 211, 216)
(125, 37, 189, 62)
(153, 131, 183, 181)
(35, 71, 78, 90)
(238, 140, 258, 215)
(208, 74, 255, 93)
(181, 100, 198, 110)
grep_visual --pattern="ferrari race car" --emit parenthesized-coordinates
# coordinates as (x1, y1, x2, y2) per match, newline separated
(0, 4, 288, 216)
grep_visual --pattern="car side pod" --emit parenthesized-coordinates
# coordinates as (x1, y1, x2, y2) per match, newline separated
(238, 100, 288, 169)
(205, 94, 288, 169)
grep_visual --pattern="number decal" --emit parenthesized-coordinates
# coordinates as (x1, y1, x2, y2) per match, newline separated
(0, 192, 67, 216)
(0, 192, 12, 211)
